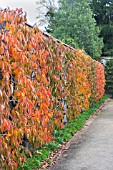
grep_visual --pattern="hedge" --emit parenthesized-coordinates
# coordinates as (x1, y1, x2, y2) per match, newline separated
(0, 8, 105, 169)
(105, 60, 113, 97)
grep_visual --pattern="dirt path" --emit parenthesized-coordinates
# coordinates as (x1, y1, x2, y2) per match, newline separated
(47, 99, 113, 170)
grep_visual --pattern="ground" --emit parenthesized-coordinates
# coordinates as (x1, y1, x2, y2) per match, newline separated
(46, 99, 113, 170)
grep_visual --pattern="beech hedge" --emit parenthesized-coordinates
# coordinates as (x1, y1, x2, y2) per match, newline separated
(0, 8, 105, 169)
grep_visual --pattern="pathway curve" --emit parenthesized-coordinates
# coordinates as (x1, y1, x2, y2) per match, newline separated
(47, 99, 113, 170)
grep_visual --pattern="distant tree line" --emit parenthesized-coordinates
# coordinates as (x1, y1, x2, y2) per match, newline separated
(90, 0, 113, 56)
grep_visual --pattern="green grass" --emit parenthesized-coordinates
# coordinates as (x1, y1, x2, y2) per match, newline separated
(18, 95, 108, 170)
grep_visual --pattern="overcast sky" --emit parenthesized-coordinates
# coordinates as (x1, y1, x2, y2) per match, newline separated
(0, 0, 37, 25)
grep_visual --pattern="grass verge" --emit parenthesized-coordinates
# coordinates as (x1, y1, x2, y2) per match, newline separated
(18, 95, 108, 170)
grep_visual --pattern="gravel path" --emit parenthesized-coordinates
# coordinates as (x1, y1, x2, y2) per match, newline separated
(47, 99, 113, 170)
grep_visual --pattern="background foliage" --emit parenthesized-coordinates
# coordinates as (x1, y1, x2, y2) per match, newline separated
(90, 0, 113, 56)
(0, 9, 105, 169)
(42, 0, 103, 59)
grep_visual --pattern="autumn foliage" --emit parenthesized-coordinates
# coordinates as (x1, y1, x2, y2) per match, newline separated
(0, 9, 105, 169)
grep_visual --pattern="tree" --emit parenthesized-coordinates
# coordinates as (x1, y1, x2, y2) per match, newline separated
(46, 0, 103, 59)
(36, 0, 58, 28)
(90, 0, 113, 56)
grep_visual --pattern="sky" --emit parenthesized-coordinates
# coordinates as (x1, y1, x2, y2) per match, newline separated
(0, 0, 37, 26)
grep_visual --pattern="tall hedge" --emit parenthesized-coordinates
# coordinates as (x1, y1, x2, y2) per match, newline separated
(105, 60, 113, 97)
(0, 9, 105, 169)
